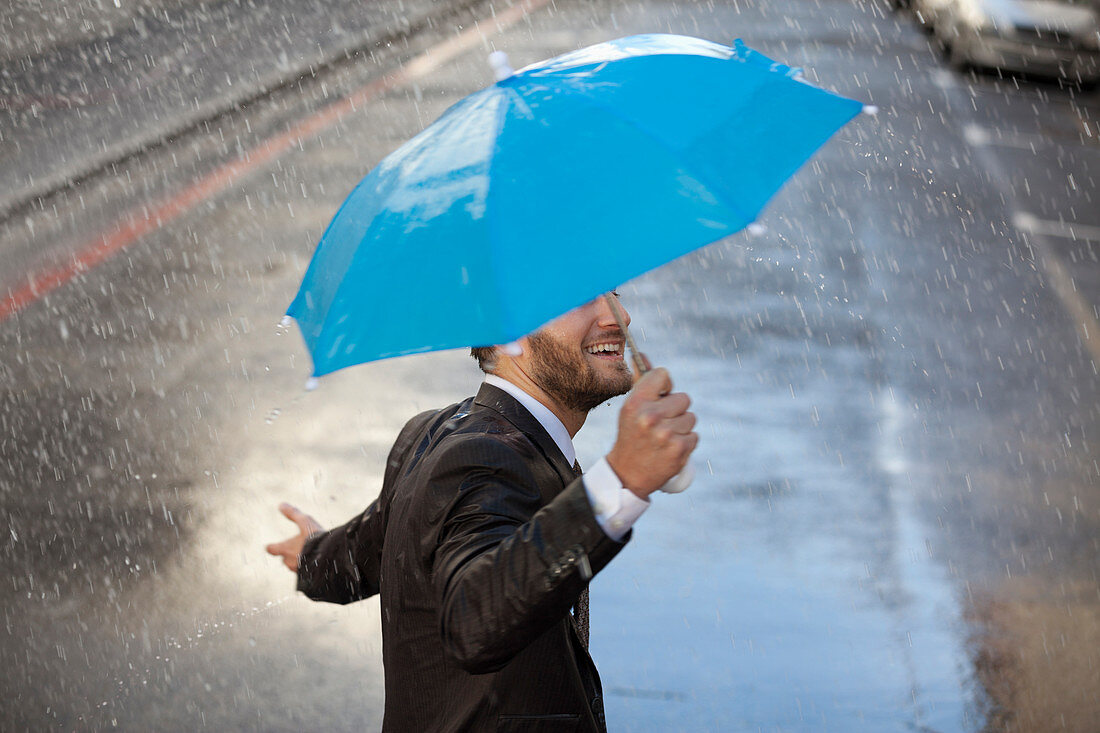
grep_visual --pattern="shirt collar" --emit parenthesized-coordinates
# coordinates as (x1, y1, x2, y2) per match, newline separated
(484, 374, 576, 466)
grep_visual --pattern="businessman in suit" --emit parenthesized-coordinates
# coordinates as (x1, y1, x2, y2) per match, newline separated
(266, 294, 697, 732)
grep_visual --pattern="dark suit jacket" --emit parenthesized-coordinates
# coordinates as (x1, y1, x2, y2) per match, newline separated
(297, 383, 629, 732)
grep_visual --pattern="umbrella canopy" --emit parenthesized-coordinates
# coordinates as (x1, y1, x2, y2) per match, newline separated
(288, 34, 864, 376)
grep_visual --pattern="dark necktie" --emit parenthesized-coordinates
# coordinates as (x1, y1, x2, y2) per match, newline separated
(572, 459, 590, 649)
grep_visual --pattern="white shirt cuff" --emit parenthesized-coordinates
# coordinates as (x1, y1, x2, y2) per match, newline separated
(581, 457, 650, 542)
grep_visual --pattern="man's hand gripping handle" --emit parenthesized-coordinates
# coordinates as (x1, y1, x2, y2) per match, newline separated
(603, 294, 696, 494)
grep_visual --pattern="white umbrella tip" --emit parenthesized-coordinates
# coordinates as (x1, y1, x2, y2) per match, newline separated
(862, 104, 879, 116)
(660, 462, 695, 494)
(747, 222, 767, 236)
(304, 376, 320, 392)
(279, 315, 293, 327)
(488, 50, 514, 81)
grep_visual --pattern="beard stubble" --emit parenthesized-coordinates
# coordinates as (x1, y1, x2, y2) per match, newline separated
(527, 330, 633, 414)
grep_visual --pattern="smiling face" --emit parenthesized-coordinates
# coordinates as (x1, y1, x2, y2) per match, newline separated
(524, 295, 634, 415)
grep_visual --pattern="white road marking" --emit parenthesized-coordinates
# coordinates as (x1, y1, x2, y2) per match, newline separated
(964, 122, 1100, 153)
(962, 123, 991, 147)
(965, 123, 1045, 151)
(1013, 212, 1100, 243)
(958, 102, 1100, 365)
(874, 386, 972, 731)
(930, 69, 957, 90)
(1012, 212, 1100, 363)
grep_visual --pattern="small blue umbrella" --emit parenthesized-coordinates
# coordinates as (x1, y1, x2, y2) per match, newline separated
(288, 34, 865, 377)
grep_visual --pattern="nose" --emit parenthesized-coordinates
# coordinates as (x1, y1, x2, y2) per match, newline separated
(597, 292, 631, 331)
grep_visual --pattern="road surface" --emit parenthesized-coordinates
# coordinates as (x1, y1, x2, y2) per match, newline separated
(1, 0, 1098, 730)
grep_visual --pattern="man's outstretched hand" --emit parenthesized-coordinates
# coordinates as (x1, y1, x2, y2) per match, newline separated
(265, 502, 324, 572)
(606, 365, 698, 498)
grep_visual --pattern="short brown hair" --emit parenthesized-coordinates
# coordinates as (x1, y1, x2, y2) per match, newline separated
(470, 346, 496, 373)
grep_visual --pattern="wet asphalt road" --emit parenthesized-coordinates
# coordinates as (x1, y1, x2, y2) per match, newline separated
(0, 0, 458, 216)
(2, 0, 1099, 730)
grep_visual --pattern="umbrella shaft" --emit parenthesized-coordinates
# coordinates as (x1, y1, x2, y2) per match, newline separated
(602, 293, 648, 377)
(602, 292, 693, 495)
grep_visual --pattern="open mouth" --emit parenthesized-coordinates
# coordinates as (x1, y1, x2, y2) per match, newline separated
(584, 342, 624, 359)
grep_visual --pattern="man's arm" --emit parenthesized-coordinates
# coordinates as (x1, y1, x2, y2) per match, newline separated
(295, 499, 388, 604)
(435, 368, 697, 673)
(264, 498, 387, 604)
(266, 409, 435, 604)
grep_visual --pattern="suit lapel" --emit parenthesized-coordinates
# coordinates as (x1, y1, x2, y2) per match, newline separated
(474, 383, 604, 727)
(473, 383, 576, 487)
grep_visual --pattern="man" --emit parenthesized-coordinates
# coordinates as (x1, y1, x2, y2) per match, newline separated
(266, 294, 697, 732)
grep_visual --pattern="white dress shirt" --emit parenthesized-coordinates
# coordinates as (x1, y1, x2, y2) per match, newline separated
(484, 374, 648, 542)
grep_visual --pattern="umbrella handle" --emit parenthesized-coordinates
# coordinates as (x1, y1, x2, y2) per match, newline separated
(602, 293, 695, 494)
(659, 461, 694, 494)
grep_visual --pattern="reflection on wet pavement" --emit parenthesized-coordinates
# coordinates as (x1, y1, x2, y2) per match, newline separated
(2, 0, 1099, 730)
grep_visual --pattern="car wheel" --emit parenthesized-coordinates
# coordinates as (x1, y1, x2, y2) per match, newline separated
(933, 26, 953, 57)
(947, 41, 971, 71)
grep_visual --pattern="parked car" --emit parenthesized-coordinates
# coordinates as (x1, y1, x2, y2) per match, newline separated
(910, 0, 958, 31)
(926, 0, 1100, 83)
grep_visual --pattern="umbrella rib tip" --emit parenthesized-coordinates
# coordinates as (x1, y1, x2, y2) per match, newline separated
(488, 50, 514, 82)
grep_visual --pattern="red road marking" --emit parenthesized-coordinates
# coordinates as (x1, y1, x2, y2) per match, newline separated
(0, 0, 547, 322)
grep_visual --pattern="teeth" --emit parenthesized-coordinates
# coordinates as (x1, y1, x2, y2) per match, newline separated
(586, 343, 621, 354)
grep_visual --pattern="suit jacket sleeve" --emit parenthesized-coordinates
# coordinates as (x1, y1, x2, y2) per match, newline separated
(430, 434, 628, 674)
(295, 498, 385, 604)
(295, 411, 430, 604)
